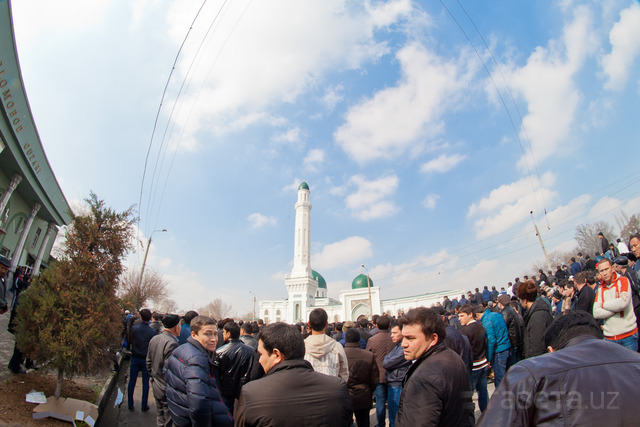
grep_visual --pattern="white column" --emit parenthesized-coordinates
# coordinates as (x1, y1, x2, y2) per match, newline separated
(0, 173, 22, 221)
(8, 202, 41, 278)
(32, 222, 58, 275)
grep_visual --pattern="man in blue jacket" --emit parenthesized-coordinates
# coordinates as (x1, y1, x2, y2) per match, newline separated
(164, 316, 233, 426)
(476, 306, 511, 388)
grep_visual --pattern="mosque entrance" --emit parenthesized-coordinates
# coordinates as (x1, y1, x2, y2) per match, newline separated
(351, 303, 370, 321)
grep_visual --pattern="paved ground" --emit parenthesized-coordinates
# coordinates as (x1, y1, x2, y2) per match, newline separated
(113, 362, 494, 426)
(0, 311, 16, 382)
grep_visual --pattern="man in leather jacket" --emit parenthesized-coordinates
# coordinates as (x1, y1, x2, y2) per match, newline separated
(396, 307, 474, 427)
(215, 321, 255, 413)
(234, 322, 352, 426)
(477, 311, 640, 426)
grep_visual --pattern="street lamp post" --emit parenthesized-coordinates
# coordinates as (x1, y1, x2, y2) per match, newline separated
(138, 229, 167, 291)
(249, 291, 256, 321)
(361, 264, 373, 318)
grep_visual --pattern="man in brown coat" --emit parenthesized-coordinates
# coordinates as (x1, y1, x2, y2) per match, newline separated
(365, 315, 396, 427)
(345, 329, 378, 427)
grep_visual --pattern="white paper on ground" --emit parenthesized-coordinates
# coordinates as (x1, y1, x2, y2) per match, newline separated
(25, 390, 47, 404)
(114, 388, 123, 407)
(85, 414, 96, 426)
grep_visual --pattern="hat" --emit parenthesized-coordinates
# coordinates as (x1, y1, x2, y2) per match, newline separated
(0, 256, 11, 268)
(614, 256, 629, 267)
(162, 314, 180, 329)
(497, 295, 511, 306)
(552, 290, 563, 300)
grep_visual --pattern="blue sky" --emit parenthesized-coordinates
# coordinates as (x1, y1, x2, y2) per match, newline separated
(9, 0, 640, 316)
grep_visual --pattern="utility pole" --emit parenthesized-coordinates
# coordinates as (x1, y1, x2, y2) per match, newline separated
(138, 229, 167, 292)
(530, 212, 553, 273)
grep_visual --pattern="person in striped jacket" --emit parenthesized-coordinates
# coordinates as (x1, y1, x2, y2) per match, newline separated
(593, 258, 638, 351)
(458, 304, 489, 413)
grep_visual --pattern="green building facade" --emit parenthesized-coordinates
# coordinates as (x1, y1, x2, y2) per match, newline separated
(0, 0, 71, 281)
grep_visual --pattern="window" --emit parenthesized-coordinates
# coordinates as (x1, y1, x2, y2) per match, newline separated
(32, 227, 42, 248)
(0, 247, 9, 258)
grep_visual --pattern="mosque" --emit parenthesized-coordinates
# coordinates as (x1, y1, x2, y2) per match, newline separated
(258, 182, 464, 324)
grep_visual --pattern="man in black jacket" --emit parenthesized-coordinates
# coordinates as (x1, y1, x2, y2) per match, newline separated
(477, 311, 640, 426)
(215, 321, 255, 413)
(128, 308, 157, 412)
(571, 271, 595, 315)
(396, 307, 474, 427)
(497, 294, 524, 367)
(234, 322, 352, 426)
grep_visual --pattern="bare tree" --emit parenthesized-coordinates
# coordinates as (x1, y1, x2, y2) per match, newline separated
(618, 213, 640, 243)
(574, 220, 616, 256)
(531, 249, 574, 276)
(156, 298, 179, 313)
(197, 298, 233, 320)
(118, 268, 170, 311)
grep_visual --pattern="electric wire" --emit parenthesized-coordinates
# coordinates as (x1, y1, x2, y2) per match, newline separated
(138, 0, 209, 238)
(454, 0, 551, 229)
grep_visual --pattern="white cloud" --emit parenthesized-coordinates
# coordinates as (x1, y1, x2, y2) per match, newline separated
(322, 85, 344, 111)
(468, 172, 558, 239)
(344, 174, 400, 221)
(420, 153, 466, 173)
(248, 213, 277, 229)
(313, 236, 373, 271)
(166, 0, 412, 140)
(602, 3, 640, 90)
(282, 178, 305, 192)
(271, 127, 303, 145)
(335, 42, 474, 163)
(422, 194, 439, 210)
(304, 149, 326, 172)
(502, 6, 598, 171)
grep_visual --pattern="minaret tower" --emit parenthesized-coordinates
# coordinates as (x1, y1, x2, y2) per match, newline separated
(291, 182, 312, 278)
(285, 182, 318, 323)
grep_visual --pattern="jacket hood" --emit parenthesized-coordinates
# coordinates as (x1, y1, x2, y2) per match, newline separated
(305, 334, 339, 358)
(526, 298, 550, 318)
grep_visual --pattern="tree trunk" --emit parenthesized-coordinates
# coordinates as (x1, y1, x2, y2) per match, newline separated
(55, 368, 63, 399)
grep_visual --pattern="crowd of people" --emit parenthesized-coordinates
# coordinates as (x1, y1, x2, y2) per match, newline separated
(120, 233, 640, 426)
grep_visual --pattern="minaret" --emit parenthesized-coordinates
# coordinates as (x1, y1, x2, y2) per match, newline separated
(285, 182, 318, 323)
(291, 182, 312, 278)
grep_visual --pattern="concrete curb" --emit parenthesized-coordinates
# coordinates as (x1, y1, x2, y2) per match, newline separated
(94, 352, 125, 424)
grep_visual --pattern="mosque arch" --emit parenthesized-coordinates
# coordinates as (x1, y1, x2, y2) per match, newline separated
(351, 303, 370, 321)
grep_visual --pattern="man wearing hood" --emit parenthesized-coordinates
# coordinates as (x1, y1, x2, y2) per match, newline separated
(516, 280, 553, 359)
(304, 308, 349, 382)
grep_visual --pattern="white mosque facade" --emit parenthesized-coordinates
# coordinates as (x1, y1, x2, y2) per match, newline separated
(258, 182, 465, 324)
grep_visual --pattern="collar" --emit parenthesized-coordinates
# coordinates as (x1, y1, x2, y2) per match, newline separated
(345, 342, 361, 348)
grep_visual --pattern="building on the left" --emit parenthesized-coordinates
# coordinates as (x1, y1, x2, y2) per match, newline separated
(0, 0, 71, 286)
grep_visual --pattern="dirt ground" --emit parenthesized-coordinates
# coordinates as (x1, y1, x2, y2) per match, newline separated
(0, 371, 105, 427)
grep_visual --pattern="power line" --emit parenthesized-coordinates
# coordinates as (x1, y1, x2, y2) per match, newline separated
(138, 0, 210, 236)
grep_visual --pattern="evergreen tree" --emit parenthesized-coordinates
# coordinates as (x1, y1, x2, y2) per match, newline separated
(15, 193, 135, 398)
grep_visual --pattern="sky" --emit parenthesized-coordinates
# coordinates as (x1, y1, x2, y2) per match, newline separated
(7, 0, 640, 317)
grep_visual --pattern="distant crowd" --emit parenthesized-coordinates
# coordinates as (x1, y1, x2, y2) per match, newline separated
(118, 232, 640, 426)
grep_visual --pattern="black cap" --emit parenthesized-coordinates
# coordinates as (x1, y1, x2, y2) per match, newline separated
(0, 256, 11, 268)
(162, 314, 180, 329)
(614, 256, 629, 267)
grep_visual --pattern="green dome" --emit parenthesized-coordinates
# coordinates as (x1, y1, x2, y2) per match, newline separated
(352, 273, 373, 289)
(312, 270, 326, 289)
(298, 182, 309, 191)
